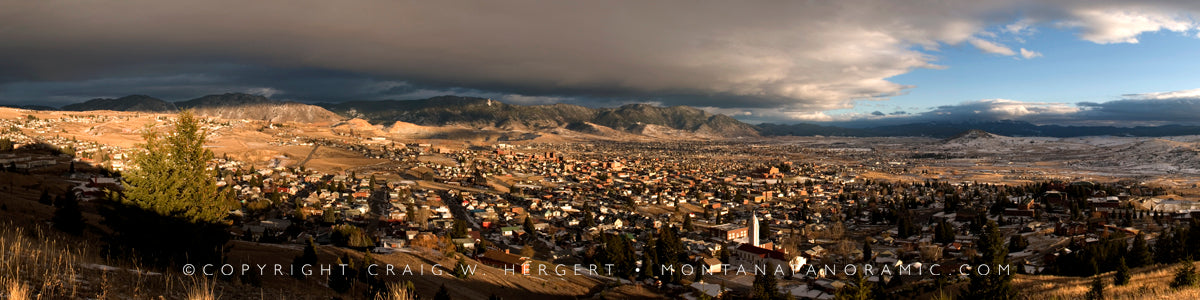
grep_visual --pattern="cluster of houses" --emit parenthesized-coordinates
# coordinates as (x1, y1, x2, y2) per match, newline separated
(206, 139, 1189, 299)
(6, 111, 1196, 299)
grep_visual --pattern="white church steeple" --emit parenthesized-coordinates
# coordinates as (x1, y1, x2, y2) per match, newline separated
(750, 211, 760, 247)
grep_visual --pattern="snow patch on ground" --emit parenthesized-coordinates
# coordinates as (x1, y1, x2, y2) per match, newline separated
(80, 263, 163, 276)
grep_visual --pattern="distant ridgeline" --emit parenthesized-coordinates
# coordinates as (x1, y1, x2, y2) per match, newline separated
(318, 96, 760, 138)
(56, 93, 341, 123)
(755, 120, 1200, 138)
(34, 94, 1200, 138)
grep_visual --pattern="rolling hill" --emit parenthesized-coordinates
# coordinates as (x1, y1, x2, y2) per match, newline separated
(61, 95, 178, 112)
(176, 93, 344, 124)
(320, 96, 759, 138)
(44, 94, 1200, 138)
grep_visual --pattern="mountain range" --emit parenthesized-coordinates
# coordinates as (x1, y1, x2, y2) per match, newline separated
(61, 95, 177, 112)
(318, 96, 759, 137)
(40, 94, 1200, 138)
(61, 93, 341, 123)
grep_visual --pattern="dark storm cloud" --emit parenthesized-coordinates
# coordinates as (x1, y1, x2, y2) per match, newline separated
(0, 65, 410, 106)
(1075, 90, 1200, 123)
(820, 89, 1200, 127)
(3, 1, 1200, 118)
(0, 0, 957, 110)
(920, 99, 1080, 123)
(1075, 100, 1200, 123)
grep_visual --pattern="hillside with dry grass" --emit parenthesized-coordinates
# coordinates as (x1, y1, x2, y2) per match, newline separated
(0, 228, 620, 299)
(0, 165, 625, 299)
(1014, 262, 1200, 300)
(0, 219, 643, 299)
(0, 222, 252, 299)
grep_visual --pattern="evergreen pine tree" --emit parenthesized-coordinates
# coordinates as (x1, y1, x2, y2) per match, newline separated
(452, 220, 469, 239)
(1170, 260, 1198, 289)
(963, 220, 1015, 300)
(292, 237, 319, 279)
(896, 211, 918, 238)
(640, 246, 656, 279)
(656, 226, 685, 283)
(52, 191, 84, 235)
(363, 269, 387, 299)
(888, 273, 905, 288)
(1188, 221, 1200, 259)
(38, 189, 52, 205)
(934, 219, 955, 244)
(1155, 228, 1184, 264)
(582, 210, 596, 227)
(434, 284, 452, 300)
(119, 110, 231, 222)
(1155, 229, 1175, 264)
(290, 257, 308, 280)
(1084, 276, 1105, 300)
(329, 257, 353, 293)
(834, 271, 873, 300)
(102, 110, 236, 266)
(1085, 257, 1099, 277)
(453, 257, 472, 279)
(862, 241, 873, 263)
(359, 253, 376, 282)
(1113, 257, 1130, 286)
(523, 216, 536, 242)
(751, 273, 780, 300)
(1008, 235, 1028, 253)
(1130, 231, 1152, 268)
(595, 233, 637, 278)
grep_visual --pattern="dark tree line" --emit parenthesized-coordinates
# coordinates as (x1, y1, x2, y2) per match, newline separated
(1048, 226, 1168, 278)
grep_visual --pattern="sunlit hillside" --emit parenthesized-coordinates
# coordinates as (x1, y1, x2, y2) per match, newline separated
(1014, 262, 1200, 300)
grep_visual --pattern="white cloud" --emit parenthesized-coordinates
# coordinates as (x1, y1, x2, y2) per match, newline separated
(967, 37, 1017, 56)
(828, 88, 1200, 126)
(244, 87, 281, 98)
(1003, 18, 1037, 35)
(952, 99, 1080, 118)
(1063, 8, 1197, 44)
(4, 0, 1200, 120)
(1019, 48, 1043, 59)
(700, 107, 838, 123)
(498, 95, 570, 105)
(965, 38, 1044, 60)
(1123, 88, 1200, 100)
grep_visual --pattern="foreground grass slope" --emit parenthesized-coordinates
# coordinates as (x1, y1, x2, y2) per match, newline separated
(1014, 261, 1200, 299)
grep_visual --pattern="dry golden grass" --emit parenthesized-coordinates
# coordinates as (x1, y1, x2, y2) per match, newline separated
(1015, 261, 1200, 300)
(0, 221, 222, 299)
(184, 277, 218, 300)
(375, 281, 416, 300)
(0, 223, 81, 299)
(3, 276, 32, 300)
